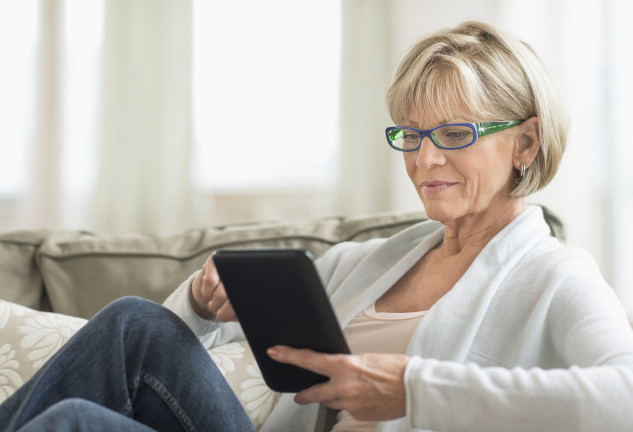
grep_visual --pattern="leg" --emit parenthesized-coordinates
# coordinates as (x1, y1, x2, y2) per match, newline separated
(0, 297, 256, 432)
(17, 399, 156, 432)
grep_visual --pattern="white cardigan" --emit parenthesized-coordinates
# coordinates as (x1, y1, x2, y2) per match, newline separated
(164, 206, 633, 431)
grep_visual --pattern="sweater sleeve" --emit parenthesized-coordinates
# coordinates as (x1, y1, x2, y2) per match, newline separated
(162, 271, 245, 348)
(402, 251, 633, 432)
(404, 357, 633, 432)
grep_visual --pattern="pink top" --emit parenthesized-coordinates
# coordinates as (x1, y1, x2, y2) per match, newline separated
(331, 303, 426, 432)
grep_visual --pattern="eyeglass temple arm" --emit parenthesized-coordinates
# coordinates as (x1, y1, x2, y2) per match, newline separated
(477, 120, 524, 137)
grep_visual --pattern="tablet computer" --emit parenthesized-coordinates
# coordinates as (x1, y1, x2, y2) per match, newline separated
(212, 248, 350, 393)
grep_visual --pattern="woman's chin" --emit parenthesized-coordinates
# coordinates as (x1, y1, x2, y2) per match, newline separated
(421, 202, 458, 224)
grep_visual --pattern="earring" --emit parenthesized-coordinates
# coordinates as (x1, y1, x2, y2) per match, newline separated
(520, 163, 526, 178)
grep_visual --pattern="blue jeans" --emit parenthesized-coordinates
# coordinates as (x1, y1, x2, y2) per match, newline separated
(0, 297, 257, 432)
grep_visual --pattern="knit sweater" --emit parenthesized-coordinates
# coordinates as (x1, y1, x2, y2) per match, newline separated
(164, 206, 633, 431)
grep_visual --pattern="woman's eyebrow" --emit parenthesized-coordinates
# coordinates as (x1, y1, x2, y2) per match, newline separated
(438, 117, 472, 125)
(401, 118, 460, 128)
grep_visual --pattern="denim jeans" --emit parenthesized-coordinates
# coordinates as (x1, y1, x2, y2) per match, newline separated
(0, 297, 257, 432)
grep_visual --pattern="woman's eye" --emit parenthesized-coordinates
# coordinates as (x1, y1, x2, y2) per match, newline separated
(438, 127, 472, 141)
(403, 133, 419, 142)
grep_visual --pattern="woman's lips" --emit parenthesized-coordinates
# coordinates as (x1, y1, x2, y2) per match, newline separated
(420, 181, 457, 194)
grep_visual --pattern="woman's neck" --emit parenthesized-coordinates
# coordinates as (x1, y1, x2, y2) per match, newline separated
(439, 199, 526, 257)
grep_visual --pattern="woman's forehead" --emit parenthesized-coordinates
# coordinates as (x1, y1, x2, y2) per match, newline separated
(402, 99, 477, 128)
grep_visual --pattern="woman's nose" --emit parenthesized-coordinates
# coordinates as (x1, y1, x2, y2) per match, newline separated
(415, 136, 445, 168)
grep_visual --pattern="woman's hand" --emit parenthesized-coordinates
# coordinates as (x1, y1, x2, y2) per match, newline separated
(267, 346, 409, 421)
(189, 256, 238, 322)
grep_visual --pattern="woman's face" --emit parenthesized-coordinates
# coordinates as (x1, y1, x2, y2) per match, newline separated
(402, 109, 520, 228)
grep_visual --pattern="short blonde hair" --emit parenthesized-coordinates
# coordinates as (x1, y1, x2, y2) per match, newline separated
(386, 21, 568, 196)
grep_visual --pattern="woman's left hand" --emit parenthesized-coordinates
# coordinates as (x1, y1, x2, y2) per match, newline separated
(267, 346, 410, 421)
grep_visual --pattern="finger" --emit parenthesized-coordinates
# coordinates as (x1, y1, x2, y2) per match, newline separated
(295, 390, 344, 410)
(207, 282, 229, 313)
(215, 299, 237, 322)
(200, 263, 221, 297)
(267, 346, 338, 377)
(190, 263, 217, 320)
(294, 381, 340, 406)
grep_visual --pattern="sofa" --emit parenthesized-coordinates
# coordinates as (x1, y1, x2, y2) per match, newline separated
(0, 207, 564, 428)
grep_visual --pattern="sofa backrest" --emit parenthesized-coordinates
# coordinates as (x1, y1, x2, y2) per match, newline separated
(0, 206, 565, 319)
(0, 230, 49, 310)
(0, 211, 428, 318)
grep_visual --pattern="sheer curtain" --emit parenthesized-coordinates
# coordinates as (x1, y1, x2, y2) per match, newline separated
(94, 0, 193, 234)
(0, 0, 192, 234)
(335, 0, 396, 215)
(25, 0, 64, 228)
(0, 0, 101, 230)
(606, 0, 633, 314)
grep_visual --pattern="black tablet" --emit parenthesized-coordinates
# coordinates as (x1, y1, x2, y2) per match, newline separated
(212, 248, 350, 393)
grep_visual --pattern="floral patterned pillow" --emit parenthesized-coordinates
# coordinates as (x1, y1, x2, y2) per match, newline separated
(0, 299, 279, 430)
(0, 299, 87, 401)
(208, 341, 281, 429)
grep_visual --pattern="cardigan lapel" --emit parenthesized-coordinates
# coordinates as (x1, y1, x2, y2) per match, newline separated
(405, 206, 552, 362)
(329, 220, 444, 327)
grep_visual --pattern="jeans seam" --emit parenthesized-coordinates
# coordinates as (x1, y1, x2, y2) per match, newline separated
(140, 371, 198, 432)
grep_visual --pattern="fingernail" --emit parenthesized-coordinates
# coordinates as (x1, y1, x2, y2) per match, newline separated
(267, 347, 279, 358)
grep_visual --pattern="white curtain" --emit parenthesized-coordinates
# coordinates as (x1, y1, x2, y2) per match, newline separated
(606, 0, 633, 313)
(336, 0, 398, 215)
(22, 0, 64, 228)
(94, 0, 193, 234)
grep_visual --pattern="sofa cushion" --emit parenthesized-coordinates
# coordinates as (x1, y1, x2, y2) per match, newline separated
(37, 211, 428, 319)
(208, 341, 280, 429)
(0, 299, 87, 401)
(0, 231, 49, 310)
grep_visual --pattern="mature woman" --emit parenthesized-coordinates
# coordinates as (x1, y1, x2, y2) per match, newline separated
(2, 20, 633, 432)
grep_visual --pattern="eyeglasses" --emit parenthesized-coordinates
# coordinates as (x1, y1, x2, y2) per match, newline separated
(385, 120, 525, 151)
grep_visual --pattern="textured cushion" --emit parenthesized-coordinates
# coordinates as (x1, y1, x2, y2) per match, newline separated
(208, 341, 280, 429)
(36, 211, 428, 318)
(0, 299, 87, 401)
(0, 299, 278, 429)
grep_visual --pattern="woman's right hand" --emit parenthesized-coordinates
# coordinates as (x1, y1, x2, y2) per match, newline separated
(189, 256, 238, 322)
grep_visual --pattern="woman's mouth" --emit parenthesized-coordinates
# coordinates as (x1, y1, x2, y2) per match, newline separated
(420, 181, 457, 194)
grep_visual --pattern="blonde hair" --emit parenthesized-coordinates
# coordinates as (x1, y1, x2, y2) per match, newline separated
(386, 21, 568, 196)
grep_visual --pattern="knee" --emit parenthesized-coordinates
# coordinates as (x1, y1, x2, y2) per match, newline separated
(46, 398, 92, 414)
(90, 297, 172, 331)
(108, 296, 159, 313)
(23, 399, 121, 431)
(97, 296, 166, 321)
(37, 399, 97, 425)
(95, 296, 187, 335)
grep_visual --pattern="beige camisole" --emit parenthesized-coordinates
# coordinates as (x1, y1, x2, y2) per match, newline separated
(330, 303, 426, 432)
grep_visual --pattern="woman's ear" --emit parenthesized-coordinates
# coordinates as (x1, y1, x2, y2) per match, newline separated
(513, 117, 540, 170)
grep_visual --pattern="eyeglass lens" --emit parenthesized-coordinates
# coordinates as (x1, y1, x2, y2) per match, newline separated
(389, 125, 475, 150)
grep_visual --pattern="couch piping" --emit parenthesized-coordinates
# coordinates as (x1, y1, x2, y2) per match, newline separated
(0, 240, 42, 247)
(36, 219, 427, 263)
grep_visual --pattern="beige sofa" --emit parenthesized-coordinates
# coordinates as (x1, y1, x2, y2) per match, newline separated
(0, 208, 563, 428)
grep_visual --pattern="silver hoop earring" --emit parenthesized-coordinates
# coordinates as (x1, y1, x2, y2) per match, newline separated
(520, 163, 526, 178)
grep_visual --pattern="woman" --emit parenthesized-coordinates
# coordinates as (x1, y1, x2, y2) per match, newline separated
(2, 20, 633, 432)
